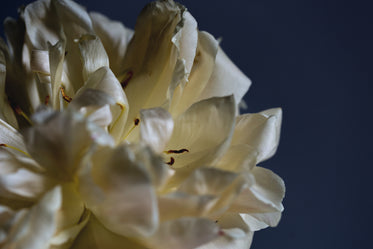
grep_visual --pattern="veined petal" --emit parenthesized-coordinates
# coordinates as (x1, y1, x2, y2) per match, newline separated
(90, 12, 134, 77)
(141, 217, 219, 249)
(231, 108, 282, 163)
(214, 144, 257, 173)
(139, 107, 174, 154)
(77, 34, 109, 82)
(240, 212, 282, 231)
(197, 46, 252, 106)
(3, 186, 62, 249)
(78, 145, 158, 238)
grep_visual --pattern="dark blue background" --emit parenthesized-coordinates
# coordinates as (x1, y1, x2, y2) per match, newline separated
(1, 0, 370, 248)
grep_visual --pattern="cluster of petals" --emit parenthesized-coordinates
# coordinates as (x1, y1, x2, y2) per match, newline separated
(0, 0, 285, 248)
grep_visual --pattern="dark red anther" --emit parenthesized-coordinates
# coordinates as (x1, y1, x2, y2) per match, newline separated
(166, 149, 189, 154)
(166, 157, 175, 166)
(134, 118, 140, 126)
(121, 70, 133, 89)
(44, 95, 50, 105)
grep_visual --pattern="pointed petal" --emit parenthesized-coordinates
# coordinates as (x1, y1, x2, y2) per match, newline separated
(197, 46, 252, 105)
(139, 107, 174, 153)
(90, 12, 134, 77)
(232, 108, 282, 163)
(240, 212, 282, 231)
(78, 145, 158, 238)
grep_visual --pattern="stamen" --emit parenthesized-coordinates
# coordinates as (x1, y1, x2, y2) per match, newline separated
(218, 230, 225, 236)
(165, 148, 189, 154)
(121, 70, 133, 89)
(166, 157, 175, 166)
(123, 118, 140, 140)
(60, 85, 72, 103)
(14, 106, 33, 125)
(44, 95, 50, 105)
(0, 143, 30, 157)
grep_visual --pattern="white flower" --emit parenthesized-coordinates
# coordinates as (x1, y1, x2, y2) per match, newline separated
(0, 0, 285, 248)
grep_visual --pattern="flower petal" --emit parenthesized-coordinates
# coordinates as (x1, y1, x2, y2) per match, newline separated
(170, 31, 218, 116)
(230, 167, 285, 214)
(197, 46, 252, 106)
(142, 218, 219, 249)
(3, 186, 62, 249)
(166, 95, 236, 169)
(23, 109, 113, 180)
(77, 34, 109, 82)
(90, 12, 134, 77)
(78, 67, 128, 143)
(0, 50, 17, 128)
(139, 107, 174, 154)
(71, 215, 146, 249)
(79, 145, 158, 237)
(120, 0, 183, 135)
(231, 108, 282, 163)
(0, 119, 26, 156)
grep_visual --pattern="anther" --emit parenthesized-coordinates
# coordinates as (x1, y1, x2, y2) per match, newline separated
(0, 143, 30, 157)
(60, 85, 72, 103)
(44, 95, 50, 105)
(121, 70, 133, 89)
(165, 149, 189, 154)
(13, 106, 32, 125)
(134, 118, 140, 126)
(166, 157, 175, 166)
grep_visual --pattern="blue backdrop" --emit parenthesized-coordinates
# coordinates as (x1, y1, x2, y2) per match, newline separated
(1, 0, 369, 248)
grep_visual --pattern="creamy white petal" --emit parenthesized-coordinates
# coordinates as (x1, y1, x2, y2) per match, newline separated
(139, 107, 174, 153)
(197, 46, 252, 106)
(142, 218, 219, 249)
(0, 50, 17, 128)
(230, 167, 285, 214)
(0, 119, 26, 156)
(79, 67, 128, 143)
(90, 12, 134, 77)
(214, 144, 257, 172)
(240, 212, 282, 231)
(231, 108, 282, 163)
(78, 34, 109, 82)
(197, 213, 254, 249)
(166, 95, 236, 169)
(170, 31, 218, 116)
(71, 215, 146, 249)
(120, 0, 183, 135)
(78, 145, 158, 238)
(3, 186, 62, 249)
(23, 110, 113, 180)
